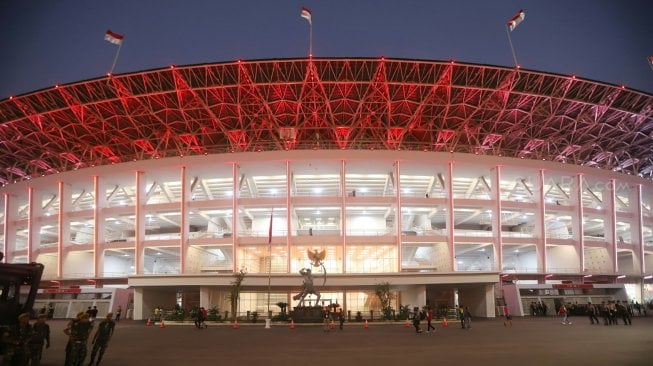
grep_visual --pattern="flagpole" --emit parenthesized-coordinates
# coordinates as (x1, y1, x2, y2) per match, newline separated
(309, 23, 313, 57)
(505, 27, 519, 67)
(109, 43, 123, 75)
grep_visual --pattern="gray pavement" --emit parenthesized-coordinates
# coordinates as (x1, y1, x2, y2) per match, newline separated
(32, 316, 652, 366)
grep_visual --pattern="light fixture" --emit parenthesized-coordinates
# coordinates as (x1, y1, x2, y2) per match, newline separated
(583, 274, 593, 278)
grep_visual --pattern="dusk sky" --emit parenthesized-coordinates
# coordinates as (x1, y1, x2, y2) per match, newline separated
(1, 0, 651, 99)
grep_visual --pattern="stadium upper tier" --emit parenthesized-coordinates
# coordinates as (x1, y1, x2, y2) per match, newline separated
(0, 58, 651, 184)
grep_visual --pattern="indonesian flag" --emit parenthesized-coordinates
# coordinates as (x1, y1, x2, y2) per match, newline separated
(507, 10, 525, 31)
(300, 7, 312, 25)
(648, 55, 653, 68)
(104, 30, 124, 45)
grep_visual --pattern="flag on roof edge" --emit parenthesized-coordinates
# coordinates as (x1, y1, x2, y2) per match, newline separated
(507, 10, 525, 31)
(104, 30, 124, 45)
(648, 55, 653, 67)
(301, 7, 312, 25)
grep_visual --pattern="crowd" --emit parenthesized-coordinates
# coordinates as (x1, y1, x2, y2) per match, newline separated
(1, 311, 116, 366)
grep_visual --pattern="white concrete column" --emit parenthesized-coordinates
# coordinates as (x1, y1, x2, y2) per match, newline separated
(606, 179, 617, 274)
(286, 160, 291, 272)
(401, 285, 426, 309)
(200, 286, 211, 309)
(180, 166, 189, 274)
(133, 288, 144, 320)
(27, 187, 41, 263)
(446, 162, 455, 271)
(232, 163, 238, 271)
(395, 160, 402, 272)
(633, 184, 644, 274)
(134, 171, 146, 275)
(93, 176, 106, 277)
(491, 166, 502, 271)
(536, 170, 547, 274)
(341, 159, 347, 273)
(571, 174, 585, 272)
(3, 193, 17, 262)
(58, 182, 71, 278)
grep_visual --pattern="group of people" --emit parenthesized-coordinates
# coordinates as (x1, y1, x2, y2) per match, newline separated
(1, 313, 50, 365)
(194, 307, 207, 329)
(1, 310, 117, 366)
(321, 308, 346, 332)
(584, 300, 633, 326)
(528, 301, 549, 316)
(63, 311, 116, 366)
(411, 306, 471, 333)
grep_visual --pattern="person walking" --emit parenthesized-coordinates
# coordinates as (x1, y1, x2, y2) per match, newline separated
(115, 306, 122, 322)
(412, 307, 423, 333)
(503, 305, 512, 327)
(338, 309, 345, 330)
(322, 308, 331, 332)
(4, 313, 33, 365)
(559, 303, 571, 325)
(65, 312, 93, 366)
(458, 306, 466, 329)
(463, 307, 472, 330)
(587, 302, 599, 325)
(29, 314, 51, 365)
(426, 308, 435, 332)
(88, 312, 116, 366)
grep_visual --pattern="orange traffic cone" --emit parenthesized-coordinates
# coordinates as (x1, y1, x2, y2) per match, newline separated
(405, 320, 411, 327)
(146, 318, 151, 327)
(159, 320, 165, 328)
(233, 320, 239, 329)
(364, 320, 369, 329)
(290, 319, 295, 329)
(442, 317, 449, 327)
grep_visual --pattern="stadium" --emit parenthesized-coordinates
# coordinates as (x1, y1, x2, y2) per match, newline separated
(1, 58, 652, 320)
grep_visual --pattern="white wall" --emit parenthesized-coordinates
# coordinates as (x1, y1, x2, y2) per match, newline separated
(347, 215, 387, 234)
(252, 217, 287, 236)
(103, 255, 132, 276)
(401, 285, 426, 310)
(458, 284, 495, 318)
(35, 253, 58, 278)
(584, 248, 612, 273)
(62, 251, 93, 277)
(547, 245, 580, 272)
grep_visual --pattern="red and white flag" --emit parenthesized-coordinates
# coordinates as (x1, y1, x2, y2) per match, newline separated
(300, 7, 312, 25)
(507, 10, 525, 32)
(648, 55, 653, 68)
(104, 30, 124, 45)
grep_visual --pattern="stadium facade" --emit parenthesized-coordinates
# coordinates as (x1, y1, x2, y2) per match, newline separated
(1, 58, 652, 320)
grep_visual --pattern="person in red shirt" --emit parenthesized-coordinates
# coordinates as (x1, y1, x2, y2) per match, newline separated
(426, 308, 435, 333)
(559, 303, 571, 325)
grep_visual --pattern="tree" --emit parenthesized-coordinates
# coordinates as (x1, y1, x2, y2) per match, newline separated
(276, 302, 289, 314)
(228, 268, 247, 322)
(374, 282, 395, 320)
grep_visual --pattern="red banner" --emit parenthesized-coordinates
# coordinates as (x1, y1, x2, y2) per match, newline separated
(552, 284, 594, 289)
(42, 288, 82, 294)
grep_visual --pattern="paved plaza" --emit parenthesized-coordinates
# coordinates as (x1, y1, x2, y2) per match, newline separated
(33, 316, 652, 366)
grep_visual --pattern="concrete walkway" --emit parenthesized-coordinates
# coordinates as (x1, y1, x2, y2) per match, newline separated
(34, 316, 652, 365)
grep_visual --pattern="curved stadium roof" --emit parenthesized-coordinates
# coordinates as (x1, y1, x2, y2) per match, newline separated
(0, 58, 652, 184)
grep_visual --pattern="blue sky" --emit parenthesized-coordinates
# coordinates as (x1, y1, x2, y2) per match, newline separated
(0, 0, 651, 99)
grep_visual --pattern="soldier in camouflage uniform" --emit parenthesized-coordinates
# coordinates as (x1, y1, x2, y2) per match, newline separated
(88, 313, 115, 366)
(64, 312, 92, 366)
(28, 314, 50, 365)
(1, 312, 32, 366)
